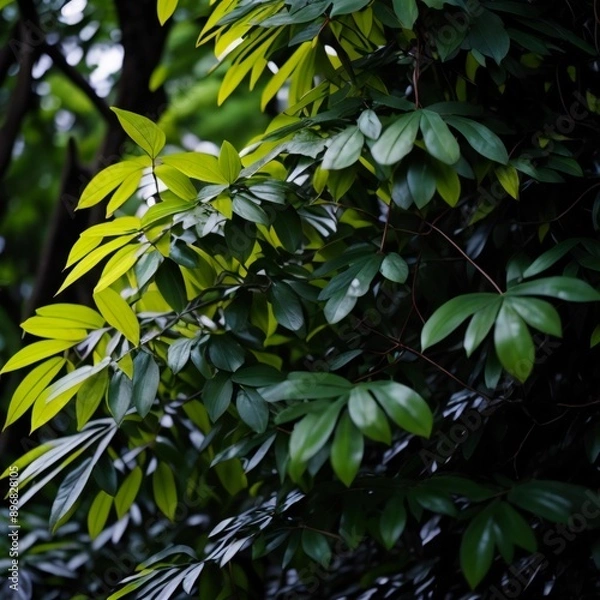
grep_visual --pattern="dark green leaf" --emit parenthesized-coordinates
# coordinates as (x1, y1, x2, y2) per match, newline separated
(464, 299, 502, 357)
(348, 387, 391, 444)
(445, 116, 509, 164)
(269, 281, 304, 331)
(460, 509, 495, 589)
(523, 240, 580, 278)
(371, 112, 421, 165)
(236, 389, 269, 433)
(420, 110, 460, 165)
(380, 497, 407, 549)
(506, 276, 600, 302)
(407, 160, 437, 209)
(380, 253, 409, 283)
(392, 0, 418, 29)
(208, 335, 245, 372)
(301, 529, 331, 568)
(466, 9, 510, 64)
(506, 297, 562, 337)
(167, 337, 193, 374)
(203, 373, 233, 421)
(494, 502, 537, 552)
(155, 260, 188, 313)
(132, 352, 160, 418)
(108, 370, 133, 425)
(260, 371, 352, 401)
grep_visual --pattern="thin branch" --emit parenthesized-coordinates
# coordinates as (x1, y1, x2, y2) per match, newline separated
(426, 221, 504, 294)
(43, 43, 113, 123)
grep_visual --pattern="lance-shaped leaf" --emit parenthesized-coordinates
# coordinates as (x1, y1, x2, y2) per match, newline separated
(94, 288, 140, 346)
(494, 301, 534, 382)
(111, 107, 166, 158)
(371, 112, 420, 165)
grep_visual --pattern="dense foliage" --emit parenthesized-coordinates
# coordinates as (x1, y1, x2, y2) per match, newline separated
(3, 0, 600, 598)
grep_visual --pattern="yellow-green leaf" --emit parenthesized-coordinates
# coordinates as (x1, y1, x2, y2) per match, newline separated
(78, 159, 148, 209)
(35, 304, 105, 329)
(82, 216, 141, 238)
(155, 164, 197, 200)
(88, 490, 113, 539)
(111, 107, 166, 159)
(20, 316, 88, 341)
(76, 369, 109, 430)
(218, 141, 241, 184)
(160, 152, 228, 185)
(57, 234, 137, 295)
(152, 462, 177, 520)
(94, 243, 148, 293)
(157, 0, 178, 25)
(115, 466, 143, 519)
(3, 358, 65, 429)
(0, 340, 76, 375)
(432, 159, 461, 206)
(106, 169, 143, 217)
(66, 235, 102, 269)
(93, 288, 140, 346)
(495, 165, 519, 199)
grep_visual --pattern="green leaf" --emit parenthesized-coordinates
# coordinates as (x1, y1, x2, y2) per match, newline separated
(460, 509, 495, 589)
(379, 253, 409, 283)
(301, 529, 331, 568)
(322, 126, 365, 170)
(412, 488, 457, 516)
(330, 0, 371, 17)
(115, 466, 143, 519)
(348, 387, 391, 444)
(155, 164, 197, 200)
(20, 315, 88, 341)
(494, 502, 537, 552)
(289, 399, 344, 466)
(232, 196, 269, 225)
(208, 335, 245, 372)
(371, 112, 420, 165)
(157, 0, 178, 25)
(380, 497, 407, 549)
(260, 372, 352, 402)
(421, 293, 499, 350)
(445, 116, 509, 164)
(219, 141, 241, 183)
(392, 0, 418, 29)
(111, 107, 166, 158)
(1, 340, 76, 375)
(88, 491, 112, 539)
(495, 165, 519, 199)
(522, 240, 580, 278)
(155, 260, 188, 313)
(505, 297, 562, 337)
(76, 369, 109, 430)
(237, 389, 269, 433)
(132, 352, 160, 418)
(153, 462, 177, 520)
(161, 152, 228, 185)
(464, 299, 502, 357)
(93, 287, 140, 346)
(506, 276, 600, 302)
(231, 365, 284, 387)
(4, 358, 65, 429)
(203, 373, 233, 421)
(108, 370, 133, 425)
(330, 412, 363, 486)
(431, 159, 461, 206)
(269, 282, 304, 331)
(494, 302, 535, 382)
(467, 9, 510, 64)
(368, 381, 433, 437)
(357, 109, 382, 139)
(407, 160, 437, 208)
(167, 337, 193, 374)
(420, 110, 460, 165)
(34, 304, 105, 329)
(508, 480, 585, 523)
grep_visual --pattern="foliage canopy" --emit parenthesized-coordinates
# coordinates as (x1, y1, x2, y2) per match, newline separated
(3, 0, 600, 598)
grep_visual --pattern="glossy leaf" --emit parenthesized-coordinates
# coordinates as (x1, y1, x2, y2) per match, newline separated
(494, 302, 534, 382)
(94, 287, 140, 346)
(371, 112, 420, 165)
(460, 509, 495, 589)
(445, 116, 509, 164)
(348, 387, 391, 444)
(330, 412, 363, 486)
(132, 352, 160, 418)
(420, 110, 460, 165)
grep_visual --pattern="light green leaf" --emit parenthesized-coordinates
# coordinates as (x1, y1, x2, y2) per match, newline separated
(368, 381, 433, 437)
(111, 107, 166, 159)
(357, 109, 382, 139)
(371, 112, 420, 165)
(431, 159, 461, 206)
(322, 126, 365, 170)
(330, 412, 363, 486)
(420, 110, 460, 165)
(153, 462, 177, 520)
(506, 296, 562, 337)
(506, 276, 600, 302)
(161, 152, 228, 185)
(348, 387, 391, 444)
(380, 253, 409, 283)
(464, 299, 502, 357)
(421, 293, 499, 350)
(35, 304, 105, 329)
(106, 169, 143, 217)
(495, 165, 519, 199)
(494, 302, 535, 382)
(93, 288, 140, 346)
(88, 490, 112, 539)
